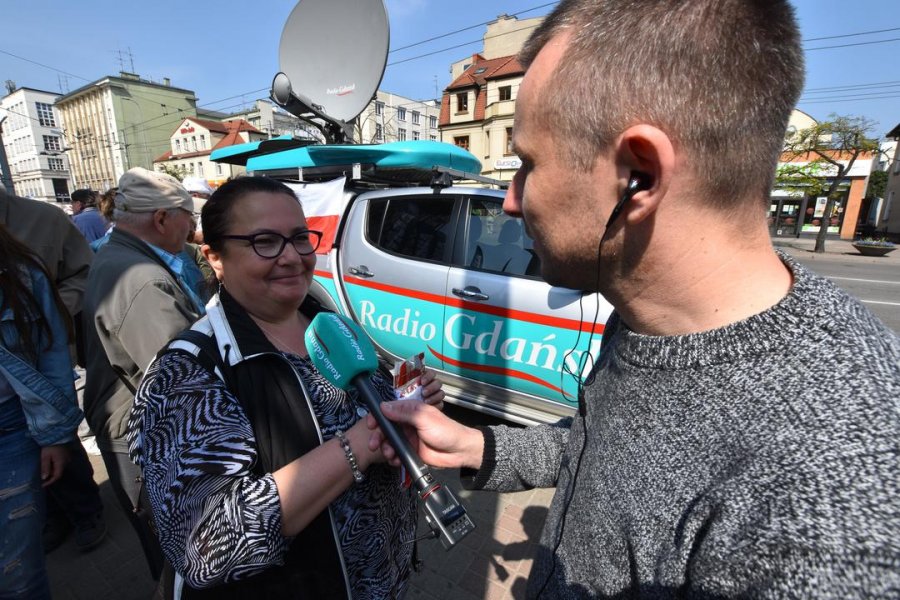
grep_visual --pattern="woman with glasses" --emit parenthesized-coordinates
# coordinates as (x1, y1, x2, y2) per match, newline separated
(127, 176, 445, 599)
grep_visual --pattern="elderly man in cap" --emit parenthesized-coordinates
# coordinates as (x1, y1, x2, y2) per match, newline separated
(82, 167, 203, 579)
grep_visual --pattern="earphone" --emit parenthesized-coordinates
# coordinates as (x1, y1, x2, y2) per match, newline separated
(603, 171, 653, 232)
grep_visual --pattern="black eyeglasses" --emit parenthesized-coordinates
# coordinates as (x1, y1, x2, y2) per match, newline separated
(221, 230, 322, 258)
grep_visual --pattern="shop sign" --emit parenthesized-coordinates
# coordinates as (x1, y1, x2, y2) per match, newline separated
(494, 157, 522, 170)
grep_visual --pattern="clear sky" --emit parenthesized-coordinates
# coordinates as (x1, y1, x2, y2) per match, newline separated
(1, 0, 898, 135)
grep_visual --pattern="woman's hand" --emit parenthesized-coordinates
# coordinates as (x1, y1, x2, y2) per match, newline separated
(366, 399, 484, 470)
(40, 443, 71, 487)
(346, 418, 386, 471)
(419, 368, 445, 410)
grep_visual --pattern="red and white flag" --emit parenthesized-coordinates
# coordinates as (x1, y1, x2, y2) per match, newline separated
(287, 177, 347, 254)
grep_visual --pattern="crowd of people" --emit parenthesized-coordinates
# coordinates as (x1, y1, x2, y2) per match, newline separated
(0, 1, 897, 598)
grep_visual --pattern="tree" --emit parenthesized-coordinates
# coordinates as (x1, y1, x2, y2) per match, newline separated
(157, 163, 188, 181)
(778, 115, 879, 253)
(866, 169, 888, 200)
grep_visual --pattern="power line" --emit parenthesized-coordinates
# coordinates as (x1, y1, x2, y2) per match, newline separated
(798, 93, 900, 105)
(804, 26, 900, 42)
(389, 2, 557, 54)
(805, 79, 900, 92)
(805, 36, 900, 51)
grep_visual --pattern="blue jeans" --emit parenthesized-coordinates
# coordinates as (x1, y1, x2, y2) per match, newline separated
(0, 424, 50, 600)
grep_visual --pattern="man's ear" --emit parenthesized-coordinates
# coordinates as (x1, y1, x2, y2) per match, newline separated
(201, 244, 224, 283)
(152, 209, 168, 233)
(615, 124, 675, 225)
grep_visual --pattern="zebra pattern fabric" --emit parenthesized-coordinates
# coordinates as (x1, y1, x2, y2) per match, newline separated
(128, 348, 417, 597)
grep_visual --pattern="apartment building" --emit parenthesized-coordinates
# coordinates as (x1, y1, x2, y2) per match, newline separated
(355, 91, 440, 145)
(440, 14, 542, 180)
(55, 72, 197, 191)
(222, 99, 321, 141)
(0, 86, 75, 202)
(152, 117, 265, 187)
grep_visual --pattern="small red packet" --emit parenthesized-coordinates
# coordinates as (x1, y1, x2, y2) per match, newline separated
(392, 352, 425, 401)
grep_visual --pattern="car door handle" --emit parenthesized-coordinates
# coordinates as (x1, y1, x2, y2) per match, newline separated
(348, 265, 374, 278)
(452, 286, 489, 301)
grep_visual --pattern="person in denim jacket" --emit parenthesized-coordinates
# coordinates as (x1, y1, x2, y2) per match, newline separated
(0, 223, 83, 599)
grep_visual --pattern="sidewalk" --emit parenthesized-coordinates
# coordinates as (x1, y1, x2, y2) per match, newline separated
(47, 447, 554, 600)
(772, 236, 899, 261)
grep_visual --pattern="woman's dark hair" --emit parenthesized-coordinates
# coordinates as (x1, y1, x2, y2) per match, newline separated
(202, 176, 299, 252)
(0, 223, 73, 361)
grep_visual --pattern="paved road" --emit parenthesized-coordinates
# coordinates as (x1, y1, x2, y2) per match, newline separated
(774, 239, 900, 332)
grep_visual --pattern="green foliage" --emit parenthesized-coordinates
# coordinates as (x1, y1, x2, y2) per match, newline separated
(157, 163, 188, 181)
(776, 114, 880, 253)
(866, 170, 888, 199)
(853, 237, 895, 247)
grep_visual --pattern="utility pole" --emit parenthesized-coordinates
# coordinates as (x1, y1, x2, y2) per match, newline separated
(0, 117, 16, 194)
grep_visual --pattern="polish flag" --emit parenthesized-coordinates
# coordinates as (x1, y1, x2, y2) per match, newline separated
(287, 177, 348, 254)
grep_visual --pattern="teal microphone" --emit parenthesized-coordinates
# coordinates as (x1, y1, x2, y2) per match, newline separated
(305, 313, 475, 549)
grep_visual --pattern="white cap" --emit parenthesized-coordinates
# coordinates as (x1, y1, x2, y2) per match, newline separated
(182, 176, 213, 196)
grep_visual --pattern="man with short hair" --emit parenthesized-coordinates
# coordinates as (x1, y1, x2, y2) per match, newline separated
(70, 189, 108, 243)
(82, 167, 202, 578)
(372, 0, 900, 596)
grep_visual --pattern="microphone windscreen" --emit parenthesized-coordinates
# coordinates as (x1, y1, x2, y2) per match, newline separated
(305, 313, 379, 389)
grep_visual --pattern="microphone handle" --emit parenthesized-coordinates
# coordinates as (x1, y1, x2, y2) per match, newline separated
(352, 374, 430, 484)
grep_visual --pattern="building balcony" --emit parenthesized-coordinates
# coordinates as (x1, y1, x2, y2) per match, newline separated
(484, 100, 516, 121)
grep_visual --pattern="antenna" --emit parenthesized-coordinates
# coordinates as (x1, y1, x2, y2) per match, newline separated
(57, 74, 69, 94)
(272, 0, 390, 144)
(4, 80, 15, 95)
(127, 47, 135, 73)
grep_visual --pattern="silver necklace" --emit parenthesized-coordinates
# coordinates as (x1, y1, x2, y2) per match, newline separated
(254, 319, 305, 356)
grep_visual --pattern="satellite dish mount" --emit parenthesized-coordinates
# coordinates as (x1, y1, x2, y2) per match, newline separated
(270, 0, 390, 145)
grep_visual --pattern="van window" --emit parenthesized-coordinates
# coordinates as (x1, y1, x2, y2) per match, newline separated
(368, 197, 455, 262)
(465, 198, 539, 277)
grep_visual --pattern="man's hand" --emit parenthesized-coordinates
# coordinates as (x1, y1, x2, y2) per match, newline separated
(366, 399, 484, 470)
(40, 444, 72, 487)
(419, 368, 445, 410)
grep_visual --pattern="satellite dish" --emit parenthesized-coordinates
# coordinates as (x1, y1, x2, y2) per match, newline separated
(273, 0, 390, 144)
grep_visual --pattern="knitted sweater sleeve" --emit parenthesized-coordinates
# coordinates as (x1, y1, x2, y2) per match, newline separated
(461, 417, 573, 492)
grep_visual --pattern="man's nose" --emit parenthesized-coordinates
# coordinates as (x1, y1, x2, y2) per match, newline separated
(503, 168, 525, 217)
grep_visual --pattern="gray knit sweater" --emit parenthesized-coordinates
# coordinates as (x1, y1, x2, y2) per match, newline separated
(466, 254, 900, 598)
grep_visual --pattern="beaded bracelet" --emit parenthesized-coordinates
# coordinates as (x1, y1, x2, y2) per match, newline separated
(335, 429, 364, 483)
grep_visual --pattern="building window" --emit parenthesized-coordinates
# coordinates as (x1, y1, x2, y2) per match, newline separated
(411, 111, 420, 125)
(189, 162, 195, 174)
(397, 107, 406, 121)
(413, 131, 420, 141)
(35, 102, 55, 127)
(505, 127, 514, 155)
(216, 163, 223, 176)
(398, 128, 407, 141)
(484, 130, 490, 158)
(175, 140, 181, 153)
(191, 136, 197, 151)
(375, 101, 384, 116)
(48, 158, 64, 171)
(499, 85, 512, 102)
(43, 135, 61, 151)
(429, 115, 437, 129)
(200, 134, 206, 149)
(454, 135, 469, 151)
(375, 123, 383, 142)
(456, 93, 468, 113)
(197, 162, 204, 176)
(430, 134, 437, 141)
